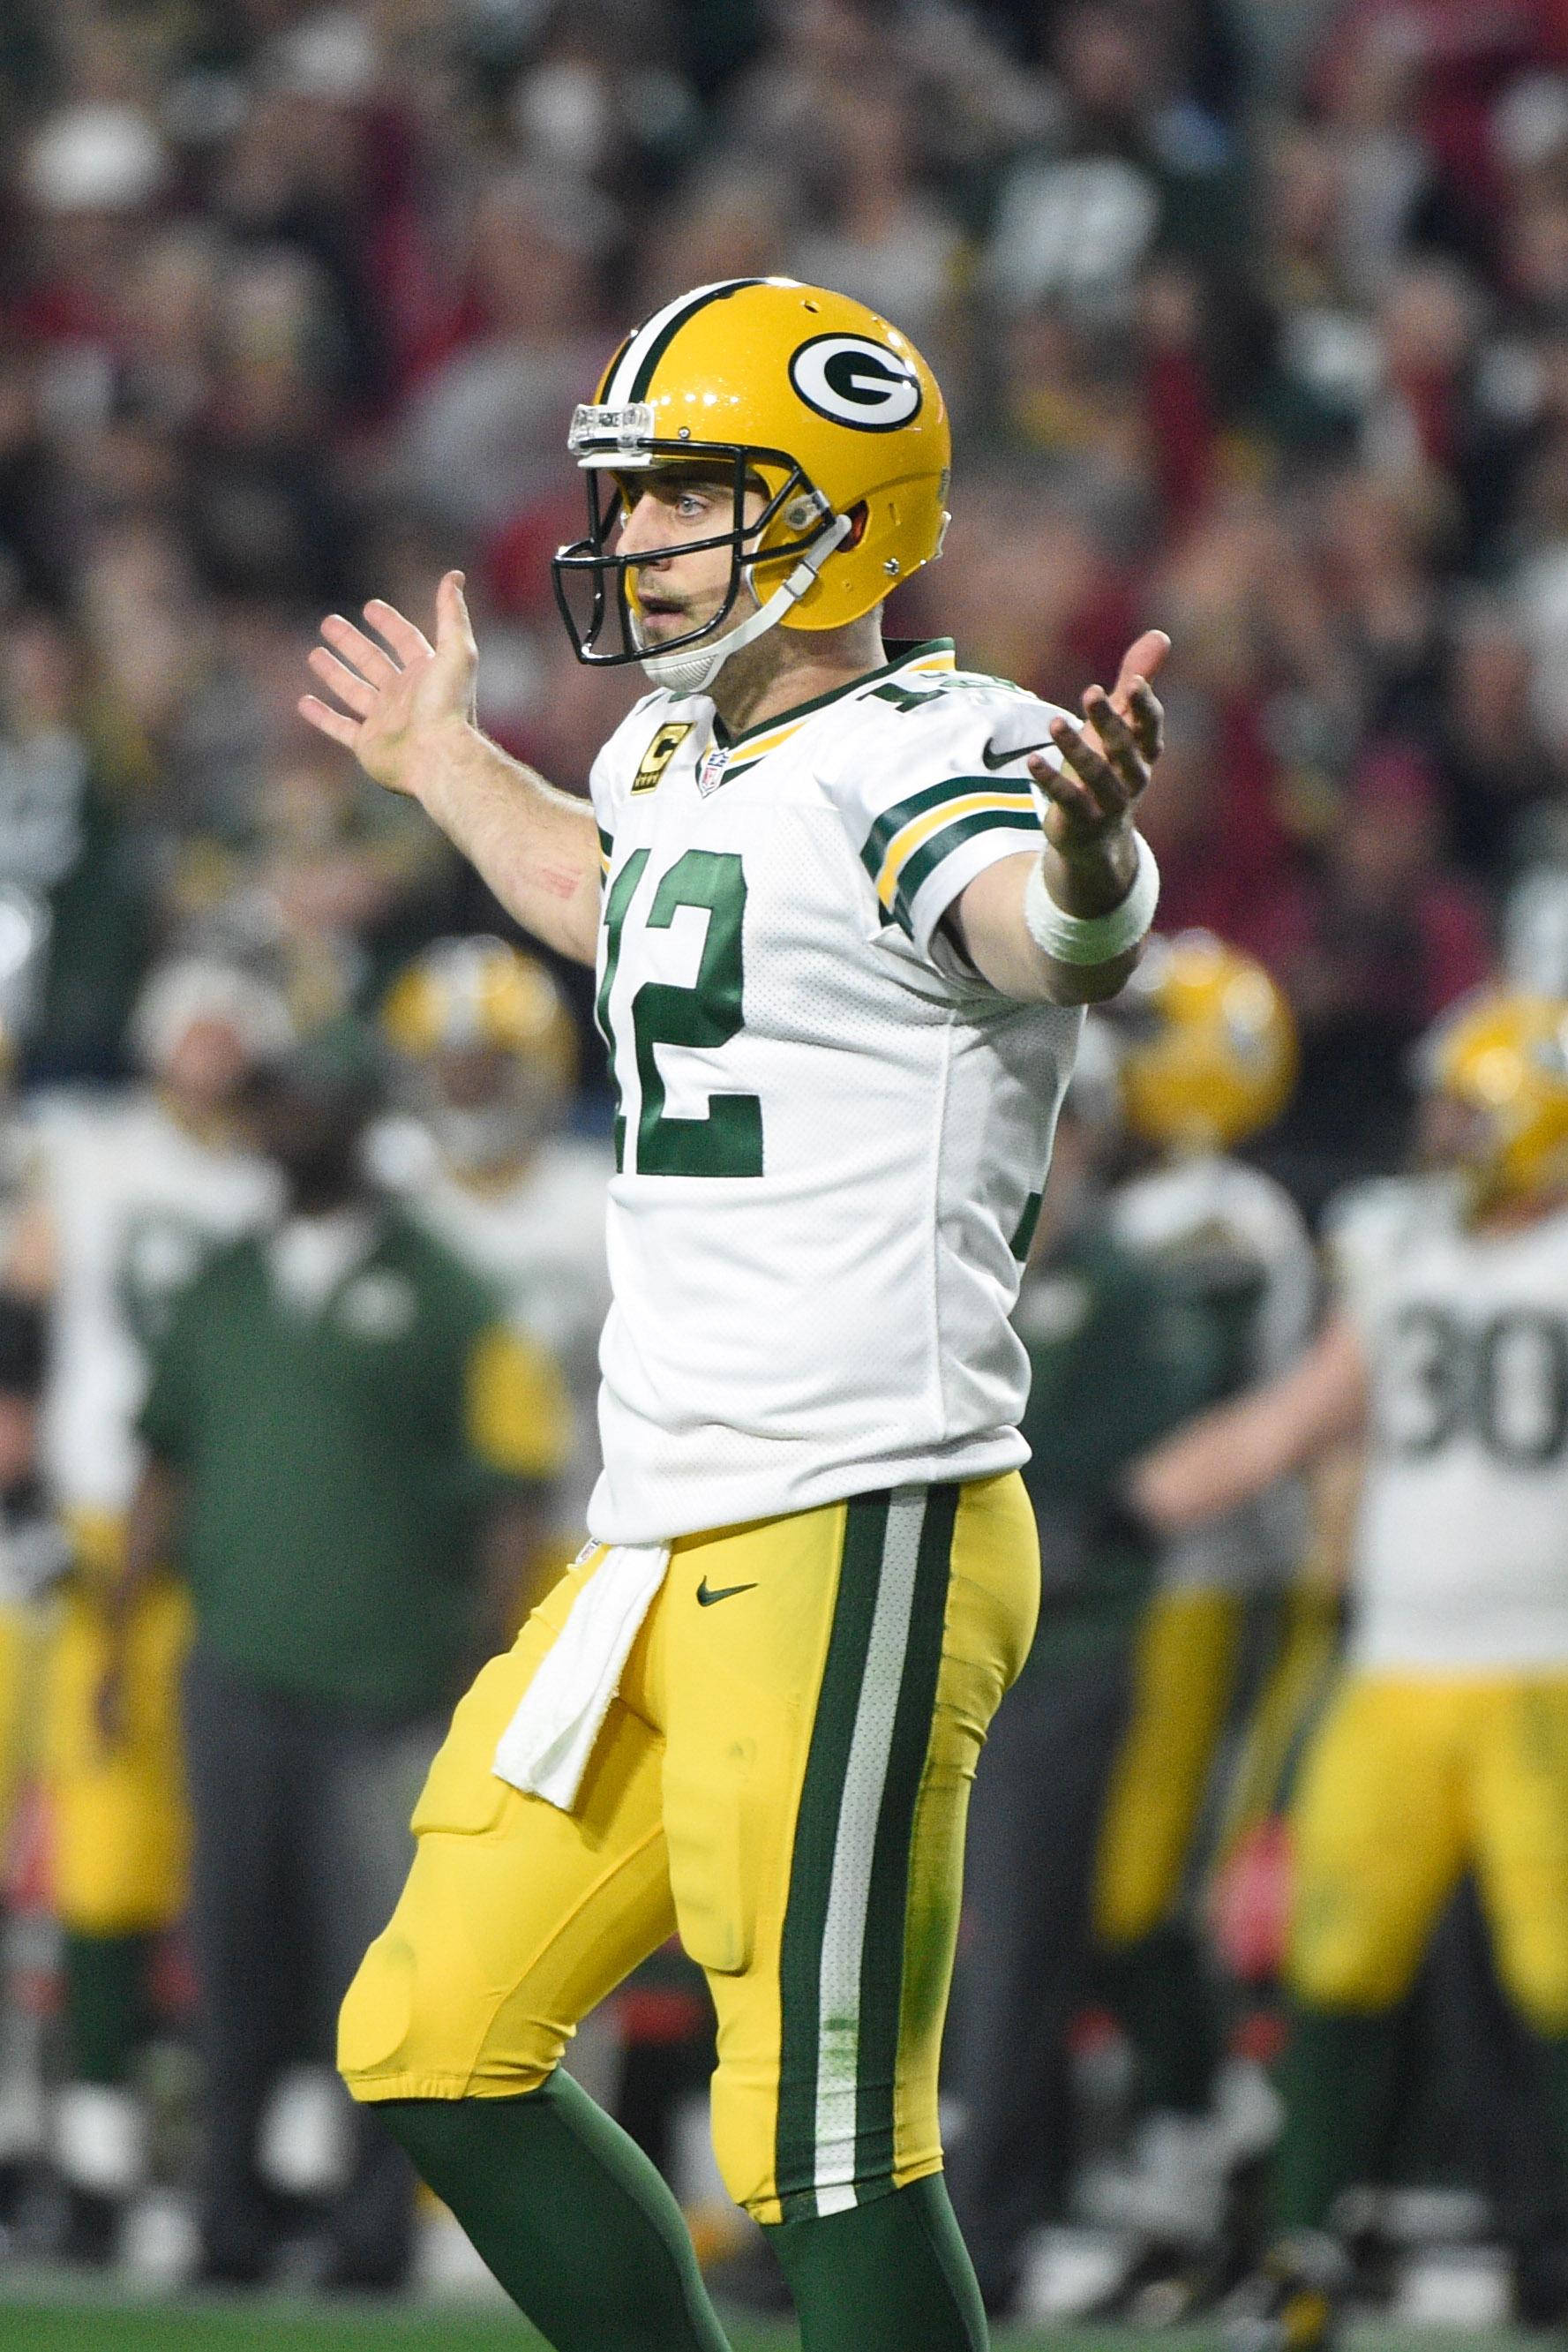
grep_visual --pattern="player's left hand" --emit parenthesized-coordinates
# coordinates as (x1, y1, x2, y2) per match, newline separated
(1031, 629, 1169, 866)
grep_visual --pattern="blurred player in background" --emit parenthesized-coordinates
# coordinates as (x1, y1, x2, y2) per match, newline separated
(377, 936, 611, 1592)
(945, 1021, 1222, 2320)
(1134, 988, 1568, 2349)
(1084, 934, 1312, 2243)
(4, 958, 289, 2258)
(0, 1294, 71, 2213)
(105, 1026, 568, 2289)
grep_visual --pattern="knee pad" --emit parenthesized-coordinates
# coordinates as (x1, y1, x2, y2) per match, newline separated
(338, 1905, 562, 2106)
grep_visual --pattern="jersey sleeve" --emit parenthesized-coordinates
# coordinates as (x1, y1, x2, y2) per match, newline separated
(824, 680, 1069, 961)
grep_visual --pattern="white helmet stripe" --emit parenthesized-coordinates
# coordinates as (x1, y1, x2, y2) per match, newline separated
(601, 277, 786, 409)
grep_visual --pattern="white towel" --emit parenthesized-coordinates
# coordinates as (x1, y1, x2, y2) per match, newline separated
(491, 1542, 671, 1811)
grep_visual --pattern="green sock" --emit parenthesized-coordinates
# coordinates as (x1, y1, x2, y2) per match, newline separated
(64, 1930, 154, 2085)
(766, 2175, 987, 2352)
(1099, 1923, 1219, 2113)
(1272, 2003, 1403, 2232)
(378, 2073, 732, 2352)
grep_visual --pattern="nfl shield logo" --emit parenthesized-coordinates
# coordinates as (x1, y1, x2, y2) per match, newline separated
(697, 743, 730, 796)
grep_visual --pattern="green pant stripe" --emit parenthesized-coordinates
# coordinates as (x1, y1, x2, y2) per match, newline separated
(852, 1483, 958, 2190)
(775, 1492, 889, 2219)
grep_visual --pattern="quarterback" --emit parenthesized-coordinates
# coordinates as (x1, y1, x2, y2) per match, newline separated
(1133, 988, 1568, 2348)
(300, 278, 1166, 2352)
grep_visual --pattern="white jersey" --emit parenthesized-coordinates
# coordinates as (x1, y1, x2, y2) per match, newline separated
(376, 1122, 613, 1529)
(1111, 1153, 1316, 1592)
(1332, 1176, 1568, 1669)
(26, 1090, 280, 1516)
(588, 638, 1082, 1543)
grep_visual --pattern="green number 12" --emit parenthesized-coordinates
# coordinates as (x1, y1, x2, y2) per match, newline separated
(597, 847, 763, 1178)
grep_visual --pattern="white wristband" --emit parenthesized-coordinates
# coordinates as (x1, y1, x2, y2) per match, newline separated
(1022, 831, 1160, 966)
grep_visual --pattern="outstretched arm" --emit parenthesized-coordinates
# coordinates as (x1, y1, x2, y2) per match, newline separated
(956, 629, 1169, 1005)
(1127, 1308, 1370, 1535)
(299, 571, 602, 966)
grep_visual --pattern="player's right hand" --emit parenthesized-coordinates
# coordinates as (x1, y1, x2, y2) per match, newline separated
(299, 569, 479, 802)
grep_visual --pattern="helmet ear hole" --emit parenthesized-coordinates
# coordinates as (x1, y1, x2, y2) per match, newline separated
(843, 502, 869, 552)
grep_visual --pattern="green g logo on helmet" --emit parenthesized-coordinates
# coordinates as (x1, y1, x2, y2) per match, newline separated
(788, 334, 923, 432)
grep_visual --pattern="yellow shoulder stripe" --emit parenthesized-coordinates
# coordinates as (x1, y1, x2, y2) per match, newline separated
(729, 716, 808, 769)
(874, 789, 1039, 909)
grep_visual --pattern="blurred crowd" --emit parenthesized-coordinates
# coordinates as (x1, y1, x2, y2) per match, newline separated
(0, 0, 1567, 2330)
(3, 0, 1568, 1161)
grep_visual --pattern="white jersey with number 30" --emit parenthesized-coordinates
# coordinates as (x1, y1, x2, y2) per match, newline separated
(1332, 1176, 1568, 1668)
(588, 638, 1083, 1544)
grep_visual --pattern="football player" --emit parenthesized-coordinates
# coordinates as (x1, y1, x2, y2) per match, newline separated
(0, 1292, 71, 2210)
(943, 1020, 1227, 2318)
(300, 275, 1167, 2352)
(6, 958, 289, 2254)
(1131, 988, 1568, 2348)
(1084, 935, 1311, 2239)
(378, 936, 611, 1583)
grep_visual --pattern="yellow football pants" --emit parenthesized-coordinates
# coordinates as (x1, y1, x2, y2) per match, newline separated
(43, 1566, 192, 1936)
(0, 1595, 52, 1866)
(1287, 1672, 1568, 2032)
(340, 1474, 1039, 2223)
(1093, 1587, 1242, 1946)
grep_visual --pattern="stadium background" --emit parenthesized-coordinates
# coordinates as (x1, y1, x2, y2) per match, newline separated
(1, 0, 1566, 2342)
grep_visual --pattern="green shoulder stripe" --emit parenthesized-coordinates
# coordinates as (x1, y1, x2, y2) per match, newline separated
(859, 774, 1035, 889)
(889, 806, 1043, 937)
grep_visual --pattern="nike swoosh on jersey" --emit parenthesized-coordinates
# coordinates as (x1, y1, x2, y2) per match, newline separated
(980, 734, 1055, 771)
(696, 1577, 759, 1606)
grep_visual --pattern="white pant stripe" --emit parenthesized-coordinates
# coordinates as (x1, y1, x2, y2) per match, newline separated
(811, 1485, 927, 2209)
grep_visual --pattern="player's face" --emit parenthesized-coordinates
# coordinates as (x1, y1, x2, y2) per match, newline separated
(615, 468, 768, 643)
(1418, 1086, 1521, 1216)
(1418, 1089, 1492, 1175)
(422, 1041, 557, 1170)
(0, 1393, 37, 1489)
(244, 1078, 368, 1210)
(161, 1017, 253, 1116)
(431, 1042, 514, 1111)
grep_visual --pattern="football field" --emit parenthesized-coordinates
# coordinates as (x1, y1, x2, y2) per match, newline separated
(0, 2279, 1541, 2352)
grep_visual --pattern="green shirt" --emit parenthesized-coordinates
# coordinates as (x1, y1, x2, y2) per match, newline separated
(1017, 1221, 1223, 1673)
(139, 1207, 567, 1716)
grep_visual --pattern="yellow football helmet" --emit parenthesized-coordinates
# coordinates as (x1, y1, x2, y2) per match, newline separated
(381, 938, 576, 1176)
(1421, 988, 1568, 1204)
(1116, 931, 1298, 1153)
(552, 276, 950, 691)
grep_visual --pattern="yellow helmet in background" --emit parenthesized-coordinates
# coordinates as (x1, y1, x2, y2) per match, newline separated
(381, 937, 577, 1176)
(553, 277, 950, 692)
(1117, 931, 1298, 1153)
(1421, 988, 1568, 1205)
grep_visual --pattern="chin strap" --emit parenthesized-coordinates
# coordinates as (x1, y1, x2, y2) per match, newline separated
(638, 512, 855, 695)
